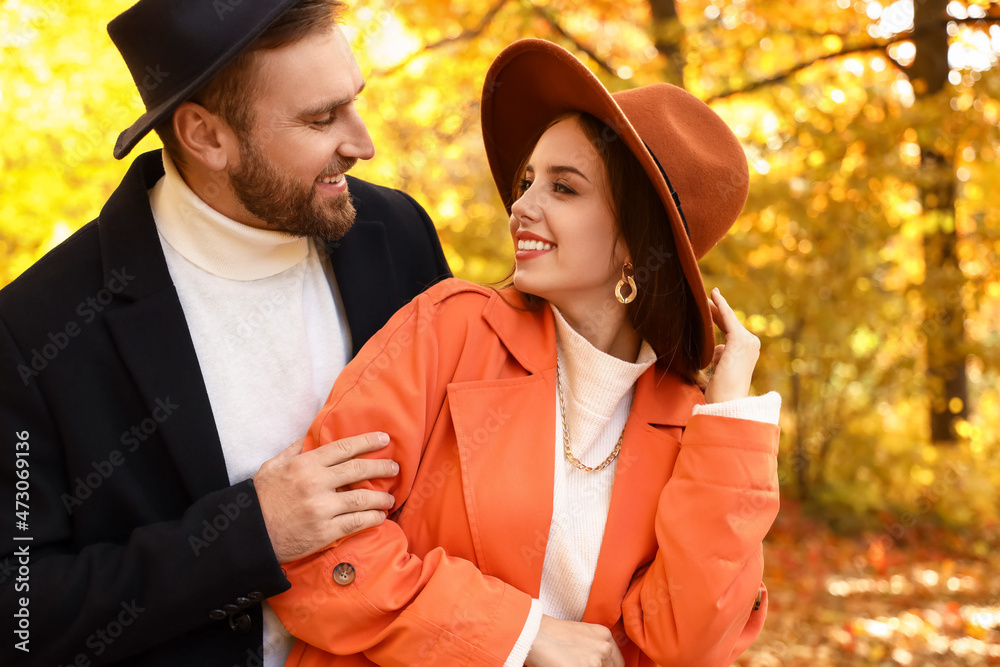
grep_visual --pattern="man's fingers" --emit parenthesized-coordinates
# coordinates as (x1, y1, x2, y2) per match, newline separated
(273, 436, 306, 463)
(308, 431, 391, 466)
(328, 509, 388, 540)
(329, 457, 400, 489)
(327, 488, 395, 515)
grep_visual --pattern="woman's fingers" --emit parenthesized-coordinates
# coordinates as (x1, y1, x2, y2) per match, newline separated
(704, 289, 761, 404)
(708, 287, 743, 337)
(711, 344, 725, 369)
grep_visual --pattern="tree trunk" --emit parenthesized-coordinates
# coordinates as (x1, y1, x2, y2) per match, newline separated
(648, 0, 685, 87)
(906, 0, 967, 443)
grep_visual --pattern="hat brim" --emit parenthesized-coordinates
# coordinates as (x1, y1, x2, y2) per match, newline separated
(481, 39, 714, 369)
(111, 0, 298, 159)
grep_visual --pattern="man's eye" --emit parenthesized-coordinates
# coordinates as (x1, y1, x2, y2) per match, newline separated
(311, 116, 336, 127)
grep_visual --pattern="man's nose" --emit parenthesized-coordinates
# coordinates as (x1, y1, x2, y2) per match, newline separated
(339, 105, 375, 161)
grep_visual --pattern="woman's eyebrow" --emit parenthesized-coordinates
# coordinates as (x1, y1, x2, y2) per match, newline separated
(546, 165, 590, 182)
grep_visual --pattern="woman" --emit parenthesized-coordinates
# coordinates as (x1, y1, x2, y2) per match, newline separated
(271, 39, 780, 666)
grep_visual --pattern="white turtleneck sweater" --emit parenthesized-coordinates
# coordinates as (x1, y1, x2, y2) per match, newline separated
(505, 306, 781, 666)
(148, 153, 351, 667)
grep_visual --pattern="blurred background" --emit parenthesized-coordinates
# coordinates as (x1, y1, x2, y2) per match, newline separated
(2, 0, 999, 663)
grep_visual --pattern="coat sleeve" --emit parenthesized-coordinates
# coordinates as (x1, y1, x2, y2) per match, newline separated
(0, 315, 289, 666)
(269, 288, 532, 666)
(620, 414, 779, 666)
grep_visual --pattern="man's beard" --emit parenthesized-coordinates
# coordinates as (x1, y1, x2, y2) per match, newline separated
(227, 135, 358, 242)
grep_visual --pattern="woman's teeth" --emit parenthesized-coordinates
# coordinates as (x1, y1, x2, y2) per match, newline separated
(518, 239, 554, 251)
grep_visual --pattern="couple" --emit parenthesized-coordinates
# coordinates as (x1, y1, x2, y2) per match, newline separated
(0, 1, 779, 667)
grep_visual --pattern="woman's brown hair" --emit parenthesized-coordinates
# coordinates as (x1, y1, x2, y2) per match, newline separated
(506, 112, 705, 384)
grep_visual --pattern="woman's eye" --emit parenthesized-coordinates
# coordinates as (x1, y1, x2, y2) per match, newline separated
(516, 178, 532, 194)
(553, 182, 575, 195)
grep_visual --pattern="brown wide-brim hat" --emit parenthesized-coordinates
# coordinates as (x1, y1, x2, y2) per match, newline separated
(481, 39, 749, 369)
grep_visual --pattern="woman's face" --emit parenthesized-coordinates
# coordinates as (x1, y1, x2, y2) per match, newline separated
(509, 116, 628, 313)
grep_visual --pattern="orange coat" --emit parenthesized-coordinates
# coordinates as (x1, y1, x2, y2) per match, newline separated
(270, 279, 780, 666)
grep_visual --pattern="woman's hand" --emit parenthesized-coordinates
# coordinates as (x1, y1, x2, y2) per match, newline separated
(525, 615, 624, 667)
(704, 288, 761, 404)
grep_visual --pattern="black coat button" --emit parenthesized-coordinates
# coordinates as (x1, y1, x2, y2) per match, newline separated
(222, 603, 240, 615)
(236, 596, 253, 608)
(229, 612, 251, 633)
(208, 609, 227, 621)
(332, 562, 356, 586)
(248, 591, 265, 602)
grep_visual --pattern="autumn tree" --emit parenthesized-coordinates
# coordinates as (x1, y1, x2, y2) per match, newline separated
(4, 0, 1000, 527)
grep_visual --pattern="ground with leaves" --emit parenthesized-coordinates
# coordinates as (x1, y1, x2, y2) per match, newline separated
(738, 499, 1000, 666)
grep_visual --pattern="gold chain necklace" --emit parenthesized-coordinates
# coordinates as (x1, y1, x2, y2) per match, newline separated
(556, 360, 625, 473)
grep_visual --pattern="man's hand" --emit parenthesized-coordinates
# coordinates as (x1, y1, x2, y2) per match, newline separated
(254, 431, 398, 563)
(525, 616, 624, 667)
(704, 288, 761, 404)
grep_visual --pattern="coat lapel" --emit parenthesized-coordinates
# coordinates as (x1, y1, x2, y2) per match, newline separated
(446, 293, 708, 615)
(582, 369, 704, 625)
(446, 292, 558, 595)
(100, 152, 229, 500)
(325, 204, 398, 358)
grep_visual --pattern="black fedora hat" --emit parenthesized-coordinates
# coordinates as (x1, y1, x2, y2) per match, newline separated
(108, 0, 299, 159)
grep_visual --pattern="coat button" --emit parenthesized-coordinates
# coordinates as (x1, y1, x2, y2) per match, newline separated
(236, 596, 253, 608)
(229, 612, 251, 633)
(248, 591, 265, 602)
(332, 562, 356, 586)
(208, 609, 227, 621)
(222, 603, 240, 615)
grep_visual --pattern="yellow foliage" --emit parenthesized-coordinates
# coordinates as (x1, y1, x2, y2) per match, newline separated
(3, 0, 1000, 529)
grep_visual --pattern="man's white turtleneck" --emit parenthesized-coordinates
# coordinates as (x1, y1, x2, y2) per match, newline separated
(149, 152, 351, 667)
(505, 306, 780, 666)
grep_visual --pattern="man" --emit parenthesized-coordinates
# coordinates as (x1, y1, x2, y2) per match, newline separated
(0, 1, 449, 665)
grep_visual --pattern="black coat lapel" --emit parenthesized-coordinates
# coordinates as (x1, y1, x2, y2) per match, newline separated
(99, 151, 229, 499)
(325, 219, 399, 357)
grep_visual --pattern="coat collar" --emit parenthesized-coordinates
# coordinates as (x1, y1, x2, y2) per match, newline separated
(97, 153, 399, 356)
(322, 183, 398, 357)
(98, 151, 230, 499)
(481, 288, 703, 427)
(99, 150, 175, 302)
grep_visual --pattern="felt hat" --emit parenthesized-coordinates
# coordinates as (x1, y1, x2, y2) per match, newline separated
(108, 0, 300, 159)
(481, 39, 749, 369)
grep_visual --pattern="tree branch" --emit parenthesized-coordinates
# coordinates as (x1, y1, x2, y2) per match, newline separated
(529, 4, 620, 78)
(705, 14, 1000, 102)
(371, 0, 511, 77)
(705, 38, 902, 102)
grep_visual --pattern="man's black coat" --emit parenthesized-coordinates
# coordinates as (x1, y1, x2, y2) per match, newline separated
(0, 151, 450, 666)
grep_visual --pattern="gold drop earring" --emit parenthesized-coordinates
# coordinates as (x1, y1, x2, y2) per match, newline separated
(615, 261, 636, 304)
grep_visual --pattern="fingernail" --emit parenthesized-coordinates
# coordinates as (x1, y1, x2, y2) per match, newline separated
(390, 461, 399, 474)
(712, 287, 720, 295)
(378, 432, 390, 445)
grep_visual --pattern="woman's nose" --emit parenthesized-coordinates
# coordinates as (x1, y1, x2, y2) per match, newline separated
(511, 186, 540, 222)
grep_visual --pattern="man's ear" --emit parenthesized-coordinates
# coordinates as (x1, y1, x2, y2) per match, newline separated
(173, 102, 239, 172)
